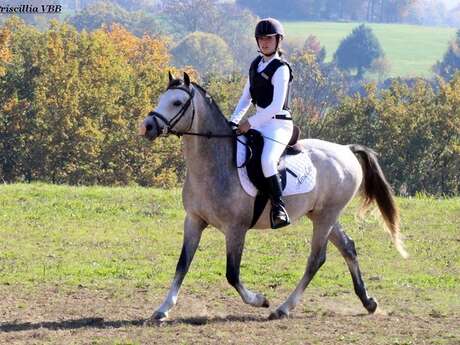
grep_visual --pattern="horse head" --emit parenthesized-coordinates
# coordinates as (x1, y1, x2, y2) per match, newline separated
(139, 71, 195, 141)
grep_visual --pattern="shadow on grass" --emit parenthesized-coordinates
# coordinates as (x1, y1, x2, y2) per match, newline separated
(0, 314, 276, 333)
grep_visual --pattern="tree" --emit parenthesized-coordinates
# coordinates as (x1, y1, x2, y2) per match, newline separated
(406, 0, 447, 26)
(162, 0, 257, 72)
(434, 29, 460, 81)
(317, 77, 460, 195)
(289, 52, 347, 137)
(343, 0, 368, 20)
(0, 18, 185, 187)
(236, 0, 313, 20)
(171, 32, 234, 76)
(162, 0, 222, 34)
(202, 73, 247, 117)
(303, 35, 326, 63)
(333, 24, 385, 80)
(0, 18, 44, 182)
(379, 0, 419, 22)
(370, 57, 391, 81)
(0, 26, 12, 77)
(67, 1, 164, 37)
(216, 3, 258, 72)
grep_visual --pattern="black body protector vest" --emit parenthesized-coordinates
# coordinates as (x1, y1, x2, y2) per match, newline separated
(249, 55, 293, 110)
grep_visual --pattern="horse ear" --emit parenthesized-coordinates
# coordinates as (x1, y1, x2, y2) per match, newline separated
(183, 72, 191, 86)
(168, 71, 175, 82)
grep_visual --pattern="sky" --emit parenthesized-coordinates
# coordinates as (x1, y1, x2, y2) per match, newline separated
(442, 0, 460, 9)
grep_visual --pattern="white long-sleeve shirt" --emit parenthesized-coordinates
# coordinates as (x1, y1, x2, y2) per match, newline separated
(230, 53, 290, 128)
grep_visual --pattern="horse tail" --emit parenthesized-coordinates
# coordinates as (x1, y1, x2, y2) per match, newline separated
(349, 144, 409, 258)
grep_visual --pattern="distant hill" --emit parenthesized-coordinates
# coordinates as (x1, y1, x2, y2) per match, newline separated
(284, 22, 456, 77)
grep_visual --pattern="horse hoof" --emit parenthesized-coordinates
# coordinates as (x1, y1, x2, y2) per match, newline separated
(150, 310, 168, 322)
(365, 297, 378, 314)
(268, 309, 289, 320)
(256, 294, 270, 308)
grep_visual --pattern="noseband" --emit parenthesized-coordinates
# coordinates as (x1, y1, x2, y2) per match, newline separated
(147, 85, 196, 137)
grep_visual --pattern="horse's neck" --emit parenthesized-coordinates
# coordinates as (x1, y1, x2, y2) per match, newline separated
(182, 101, 236, 181)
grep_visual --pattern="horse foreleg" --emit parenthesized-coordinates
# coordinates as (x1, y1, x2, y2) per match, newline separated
(269, 217, 333, 320)
(329, 222, 378, 313)
(226, 229, 270, 308)
(151, 214, 207, 321)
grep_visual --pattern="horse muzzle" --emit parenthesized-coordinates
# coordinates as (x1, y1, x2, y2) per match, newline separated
(139, 118, 159, 141)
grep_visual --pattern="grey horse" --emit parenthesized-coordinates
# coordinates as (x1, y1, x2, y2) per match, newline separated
(139, 72, 408, 321)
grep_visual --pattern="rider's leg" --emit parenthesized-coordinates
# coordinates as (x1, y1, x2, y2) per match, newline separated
(265, 173, 290, 228)
(260, 121, 293, 229)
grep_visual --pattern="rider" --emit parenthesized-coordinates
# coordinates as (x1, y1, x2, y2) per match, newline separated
(230, 17, 293, 229)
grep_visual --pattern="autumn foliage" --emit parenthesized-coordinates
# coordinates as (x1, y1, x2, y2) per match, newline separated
(0, 18, 183, 187)
(0, 19, 458, 195)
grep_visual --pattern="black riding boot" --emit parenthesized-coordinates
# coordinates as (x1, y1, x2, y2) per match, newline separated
(266, 174, 290, 229)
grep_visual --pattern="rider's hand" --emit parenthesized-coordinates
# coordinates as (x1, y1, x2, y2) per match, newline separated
(228, 121, 238, 131)
(237, 120, 251, 134)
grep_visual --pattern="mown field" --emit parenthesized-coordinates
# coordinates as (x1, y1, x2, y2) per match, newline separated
(284, 22, 457, 77)
(0, 183, 459, 345)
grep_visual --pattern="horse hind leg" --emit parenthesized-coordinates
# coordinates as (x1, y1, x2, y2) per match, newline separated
(269, 214, 335, 320)
(329, 222, 378, 313)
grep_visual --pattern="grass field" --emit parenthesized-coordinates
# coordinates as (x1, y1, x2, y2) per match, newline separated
(0, 183, 459, 344)
(284, 22, 457, 78)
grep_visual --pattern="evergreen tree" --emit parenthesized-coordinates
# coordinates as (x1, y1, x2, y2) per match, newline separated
(333, 24, 385, 79)
(434, 29, 460, 81)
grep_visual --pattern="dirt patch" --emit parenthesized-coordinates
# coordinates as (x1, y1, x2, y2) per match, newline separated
(0, 285, 459, 345)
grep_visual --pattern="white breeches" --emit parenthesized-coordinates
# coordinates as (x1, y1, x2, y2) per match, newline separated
(253, 117, 293, 177)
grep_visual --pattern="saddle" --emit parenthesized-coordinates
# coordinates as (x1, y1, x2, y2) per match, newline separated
(243, 126, 302, 194)
(239, 126, 303, 227)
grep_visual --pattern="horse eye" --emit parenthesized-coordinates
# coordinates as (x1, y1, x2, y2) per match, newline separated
(173, 100, 182, 107)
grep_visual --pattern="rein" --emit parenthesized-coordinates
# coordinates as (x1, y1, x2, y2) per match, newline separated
(147, 84, 290, 145)
(147, 82, 292, 167)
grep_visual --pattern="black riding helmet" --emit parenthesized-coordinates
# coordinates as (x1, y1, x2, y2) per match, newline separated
(255, 18, 284, 56)
(255, 18, 284, 38)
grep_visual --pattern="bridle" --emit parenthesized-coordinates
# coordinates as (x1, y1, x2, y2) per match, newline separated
(147, 85, 196, 137)
(147, 84, 234, 139)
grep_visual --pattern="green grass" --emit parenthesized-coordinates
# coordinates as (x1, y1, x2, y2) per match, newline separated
(0, 183, 458, 308)
(0, 183, 459, 344)
(284, 21, 457, 77)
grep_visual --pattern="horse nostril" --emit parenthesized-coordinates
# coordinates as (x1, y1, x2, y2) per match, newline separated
(146, 124, 153, 132)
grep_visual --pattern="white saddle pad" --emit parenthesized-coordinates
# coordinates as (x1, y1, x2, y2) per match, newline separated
(236, 136, 316, 197)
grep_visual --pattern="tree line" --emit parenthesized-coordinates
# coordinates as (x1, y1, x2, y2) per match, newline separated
(0, 18, 458, 195)
(0, 18, 185, 187)
(237, 0, 438, 23)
